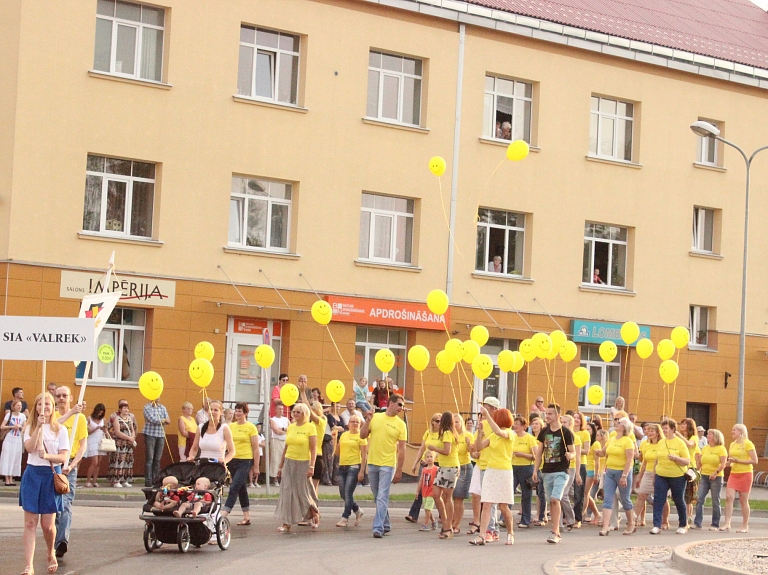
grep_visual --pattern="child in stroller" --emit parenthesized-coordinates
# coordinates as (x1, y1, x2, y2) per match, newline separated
(152, 476, 181, 514)
(174, 477, 213, 517)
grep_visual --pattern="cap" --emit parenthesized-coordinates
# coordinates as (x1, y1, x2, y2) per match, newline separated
(697, 426, 705, 432)
(482, 397, 501, 409)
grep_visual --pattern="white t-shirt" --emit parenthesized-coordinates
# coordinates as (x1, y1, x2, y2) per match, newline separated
(23, 424, 69, 466)
(270, 416, 289, 441)
(339, 409, 363, 427)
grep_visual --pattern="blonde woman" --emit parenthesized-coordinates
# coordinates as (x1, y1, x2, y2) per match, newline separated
(582, 422, 601, 524)
(299, 383, 326, 495)
(721, 424, 758, 533)
(334, 414, 367, 527)
(451, 413, 474, 533)
(177, 402, 197, 462)
(694, 429, 727, 530)
(634, 423, 661, 528)
(593, 417, 635, 536)
(187, 400, 235, 465)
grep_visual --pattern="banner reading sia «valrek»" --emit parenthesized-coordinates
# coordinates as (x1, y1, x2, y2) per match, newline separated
(325, 296, 449, 330)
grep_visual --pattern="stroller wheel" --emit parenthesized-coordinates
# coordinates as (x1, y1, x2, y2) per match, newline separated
(143, 523, 159, 553)
(177, 523, 190, 553)
(216, 516, 231, 550)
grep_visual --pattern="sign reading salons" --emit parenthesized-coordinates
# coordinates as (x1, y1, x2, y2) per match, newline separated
(60, 270, 176, 307)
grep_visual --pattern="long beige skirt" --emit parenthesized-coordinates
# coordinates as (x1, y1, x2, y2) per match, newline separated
(274, 458, 319, 525)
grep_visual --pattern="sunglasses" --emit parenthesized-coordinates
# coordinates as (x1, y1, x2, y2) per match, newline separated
(432, 419, 440, 423)
(396, 403, 404, 408)
(119, 405, 129, 408)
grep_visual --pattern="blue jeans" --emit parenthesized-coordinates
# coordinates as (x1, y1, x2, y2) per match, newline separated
(144, 434, 164, 486)
(574, 464, 586, 522)
(338, 464, 361, 519)
(55, 466, 77, 547)
(513, 465, 534, 526)
(368, 465, 393, 535)
(694, 475, 722, 528)
(602, 468, 633, 511)
(536, 474, 547, 521)
(654, 474, 687, 528)
(224, 458, 252, 513)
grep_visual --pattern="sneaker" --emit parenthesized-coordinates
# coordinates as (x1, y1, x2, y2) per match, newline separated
(419, 525, 431, 531)
(55, 541, 67, 558)
(123, 482, 132, 487)
(113, 483, 122, 488)
(676, 527, 687, 535)
(546, 533, 561, 544)
(272, 481, 280, 487)
(373, 532, 383, 539)
(650, 527, 661, 534)
(254, 483, 262, 488)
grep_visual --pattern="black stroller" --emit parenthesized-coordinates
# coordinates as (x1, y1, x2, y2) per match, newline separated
(139, 459, 230, 553)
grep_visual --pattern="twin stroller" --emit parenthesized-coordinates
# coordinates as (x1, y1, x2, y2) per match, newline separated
(139, 459, 230, 553)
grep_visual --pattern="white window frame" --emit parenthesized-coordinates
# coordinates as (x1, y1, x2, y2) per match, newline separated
(475, 208, 525, 276)
(697, 119, 720, 166)
(583, 223, 628, 288)
(94, 0, 165, 82)
(483, 75, 533, 143)
(366, 51, 423, 126)
(229, 177, 292, 253)
(578, 345, 620, 410)
(692, 206, 715, 253)
(79, 307, 146, 385)
(689, 305, 710, 347)
(359, 193, 414, 264)
(237, 26, 300, 105)
(590, 96, 634, 161)
(354, 328, 407, 396)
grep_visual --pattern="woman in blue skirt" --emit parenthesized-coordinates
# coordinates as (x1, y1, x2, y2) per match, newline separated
(20, 392, 69, 575)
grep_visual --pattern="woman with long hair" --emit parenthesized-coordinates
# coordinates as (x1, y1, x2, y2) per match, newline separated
(1, 398, 26, 486)
(406, 412, 442, 524)
(634, 423, 662, 528)
(677, 417, 701, 527)
(451, 413, 474, 534)
(582, 422, 601, 524)
(84, 403, 107, 487)
(511, 416, 537, 528)
(594, 418, 635, 536)
(222, 403, 259, 525)
(651, 418, 690, 534)
(372, 379, 390, 412)
(572, 412, 590, 528)
(694, 428, 727, 530)
(721, 424, 758, 533)
(334, 414, 367, 527)
(431, 411, 459, 539)
(188, 400, 235, 464)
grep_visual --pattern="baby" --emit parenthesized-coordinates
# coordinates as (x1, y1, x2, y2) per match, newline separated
(174, 477, 213, 517)
(152, 476, 180, 514)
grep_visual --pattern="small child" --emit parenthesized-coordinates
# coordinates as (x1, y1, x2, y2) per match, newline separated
(353, 378, 374, 414)
(418, 451, 438, 531)
(222, 408, 234, 424)
(152, 476, 180, 514)
(174, 477, 213, 517)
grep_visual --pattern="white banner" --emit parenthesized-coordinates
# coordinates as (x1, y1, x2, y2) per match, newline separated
(0, 316, 96, 361)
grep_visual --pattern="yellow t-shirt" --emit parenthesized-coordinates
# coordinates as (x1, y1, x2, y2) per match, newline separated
(284, 422, 316, 461)
(586, 440, 600, 472)
(178, 415, 198, 448)
(640, 441, 659, 468)
(729, 440, 756, 474)
(570, 434, 583, 469)
(683, 437, 701, 468)
(700, 444, 727, 477)
(655, 436, 689, 477)
(338, 431, 367, 466)
(511, 432, 538, 466)
(577, 430, 591, 466)
(476, 421, 493, 470)
(367, 413, 407, 467)
(229, 421, 258, 459)
(486, 429, 514, 470)
(313, 415, 327, 456)
(606, 435, 634, 471)
(436, 430, 460, 467)
(457, 430, 473, 465)
(56, 412, 88, 461)
(421, 429, 442, 461)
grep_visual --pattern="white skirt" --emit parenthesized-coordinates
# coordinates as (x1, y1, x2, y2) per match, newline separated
(480, 468, 515, 504)
(86, 428, 106, 458)
(469, 463, 483, 496)
(0, 434, 23, 476)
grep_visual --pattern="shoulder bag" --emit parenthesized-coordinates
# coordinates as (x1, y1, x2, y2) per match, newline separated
(44, 441, 70, 495)
(99, 427, 116, 452)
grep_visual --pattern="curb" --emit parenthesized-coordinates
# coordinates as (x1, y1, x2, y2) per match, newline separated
(671, 538, 765, 575)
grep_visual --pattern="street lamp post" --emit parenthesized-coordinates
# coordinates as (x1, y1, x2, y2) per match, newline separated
(689, 121, 768, 424)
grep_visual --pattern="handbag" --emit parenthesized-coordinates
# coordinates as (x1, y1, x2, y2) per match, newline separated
(99, 428, 116, 452)
(44, 443, 70, 495)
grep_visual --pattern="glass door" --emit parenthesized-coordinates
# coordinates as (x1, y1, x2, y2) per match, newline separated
(225, 333, 265, 423)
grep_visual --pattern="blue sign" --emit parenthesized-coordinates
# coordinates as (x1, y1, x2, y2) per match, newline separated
(571, 320, 650, 347)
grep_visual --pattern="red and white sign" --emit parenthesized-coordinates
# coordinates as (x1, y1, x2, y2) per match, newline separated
(233, 318, 282, 336)
(326, 296, 449, 331)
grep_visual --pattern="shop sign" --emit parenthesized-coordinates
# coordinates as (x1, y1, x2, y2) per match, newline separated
(60, 270, 176, 307)
(0, 316, 96, 361)
(571, 320, 650, 346)
(233, 318, 281, 336)
(326, 295, 449, 331)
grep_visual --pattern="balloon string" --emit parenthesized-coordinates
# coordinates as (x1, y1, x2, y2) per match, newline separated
(544, 360, 555, 406)
(325, 325, 351, 374)
(457, 361, 475, 412)
(563, 361, 568, 410)
(165, 435, 175, 464)
(484, 158, 506, 187)
(447, 372, 460, 414)
(525, 363, 530, 418)
(437, 177, 462, 256)
(419, 371, 428, 429)
(669, 348, 681, 417)
(635, 360, 645, 415)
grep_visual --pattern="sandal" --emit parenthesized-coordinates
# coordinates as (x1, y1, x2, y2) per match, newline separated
(47, 556, 58, 574)
(336, 518, 348, 527)
(466, 522, 480, 534)
(662, 522, 670, 530)
(506, 533, 514, 545)
(623, 524, 637, 535)
(237, 519, 251, 526)
(719, 525, 730, 532)
(297, 521, 309, 526)
(468, 536, 485, 546)
(599, 529, 609, 536)
(452, 527, 460, 534)
(277, 525, 291, 533)
(438, 528, 453, 539)
(20, 568, 33, 575)
(736, 528, 749, 533)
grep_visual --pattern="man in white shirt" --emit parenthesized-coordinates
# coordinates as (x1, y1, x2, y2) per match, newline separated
(196, 397, 211, 426)
(339, 398, 363, 428)
(697, 426, 707, 449)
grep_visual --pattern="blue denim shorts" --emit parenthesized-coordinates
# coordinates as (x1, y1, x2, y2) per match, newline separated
(543, 471, 569, 501)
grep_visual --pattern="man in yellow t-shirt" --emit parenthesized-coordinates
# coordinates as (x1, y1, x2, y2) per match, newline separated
(54, 386, 88, 558)
(361, 393, 407, 538)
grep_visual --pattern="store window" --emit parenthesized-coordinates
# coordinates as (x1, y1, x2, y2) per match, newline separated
(482, 75, 532, 143)
(354, 327, 406, 396)
(578, 344, 619, 409)
(77, 307, 145, 384)
(582, 222, 627, 288)
(358, 192, 414, 264)
(366, 50, 423, 126)
(237, 26, 300, 105)
(475, 208, 525, 276)
(229, 176, 292, 251)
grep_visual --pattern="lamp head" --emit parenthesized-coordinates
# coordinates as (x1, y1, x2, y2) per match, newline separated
(690, 120, 720, 138)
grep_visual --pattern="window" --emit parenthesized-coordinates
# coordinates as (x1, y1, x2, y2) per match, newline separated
(578, 345, 619, 409)
(589, 96, 633, 161)
(94, 0, 165, 82)
(229, 176, 291, 252)
(697, 119, 720, 166)
(359, 192, 414, 264)
(76, 308, 145, 384)
(483, 76, 532, 142)
(582, 223, 627, 288)
(366, 51, 422, 126)
(83, 154, 155, 238)
(690, 305, 710, 347)
(354, 327, 407, 396)
(692, 207, 715, 253)
(237, 26, 300, 105)
(475, 208, 525, 276)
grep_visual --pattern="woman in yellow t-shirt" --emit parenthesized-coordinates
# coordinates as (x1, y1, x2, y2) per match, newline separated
(334, 414, 367, 527)
(451, 413, 474, 534)
(573, 412, 591, 528)
(406, 413, 442, 524)
(592, 417, 635, 536)
(530, 417, 547, 526)
(651, 418, 690, 534)
(722, 423, 758, 533)
(431, 411, 460, 540)
(511, 415, 537, 528)
(582, 422, 601, 525)
(635, 423, 662, 528)
(693, 428, 727, 529)
(275, 402, 320, 532)
(224, 403, 260, 525)
(177, 402, 198, 462)
(677, 418, 701, 526)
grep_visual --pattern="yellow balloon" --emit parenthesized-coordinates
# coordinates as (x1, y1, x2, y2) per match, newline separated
(444, 338, 463, 362)
(470, 325, 489, 347)
(497, 349, 515, 373)
(428, 156, 446, 177)
(506, 139, 529, 161)
(407, 345, 430, 372)
(510, 351, 525, 373)
(519, 339, 536, 363)
(587, 385, 604, 405)
(189, 358, 214, 388)
(657, 339, 675, 361)
(426, 289, 449, 315)
(472, 354, 494, 380)
(280, 383, 299, 407)
(599, 340, 617, 363)
(659, 359, 679, 384)
(326, 380, 345, 403)
(254, 344, 275, 369)
(461, 340, 480, 364)
(138, 371, 164, 401)
(620, 322, 640, 345)
(636, 338, 654, 360)
(550, 330, 567, 351)
(671, 326, 690, 349)
(545, 343, 559, 361)
(435, 350, 455, 374)
(572, 366, 589, 388)
(311, 300, 333, 325)
(194, 341, 215, 361)
(375, 348, 395, 373)
(559, 341, 578, 363)
(532, 332, 552, 359)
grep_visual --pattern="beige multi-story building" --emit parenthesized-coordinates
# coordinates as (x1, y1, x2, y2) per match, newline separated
(1, 0, 767, 470)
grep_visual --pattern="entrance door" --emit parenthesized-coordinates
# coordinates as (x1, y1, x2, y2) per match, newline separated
(225, 333, 266, 423)
(472, 339, 517, 417)
(686, 402, 711, 430)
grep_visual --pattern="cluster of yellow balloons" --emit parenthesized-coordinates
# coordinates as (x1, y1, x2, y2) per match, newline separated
(623, 321, 688, 384)
(518, 330, 576, 364)
(189, 341, 215, 389)
(139, 371, 164, 401)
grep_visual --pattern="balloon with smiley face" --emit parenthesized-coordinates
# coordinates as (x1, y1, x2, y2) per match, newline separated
(435, 350, 456, 374)
(531, 332, 552, 360)
(559, 340, 578, 363)
(326, 380, 345, 403)
(139, 371, 164, 401)
(375, 348, 395, 373)
(428, 156, 446, 177)
(497, 349, 515, 373)
(407, 345, 430, 372)
(188, 358, 214, 388)
(194, 341, 215, 361)
(254, 344, 275, 369)
(587, 384, 604, 405)
(519, 338, 536, 363)
(461, 340, 480, 364)
(444, 338, 463, 363)
(280, 383, 299, 407)
(572, 366, 589, 388)
(311, 300, 333, 326)
(550, 330, 567, 352)
(472, 354, 494, 380)
(599, 340, 617, 363)
(659, 359, 679, 384)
